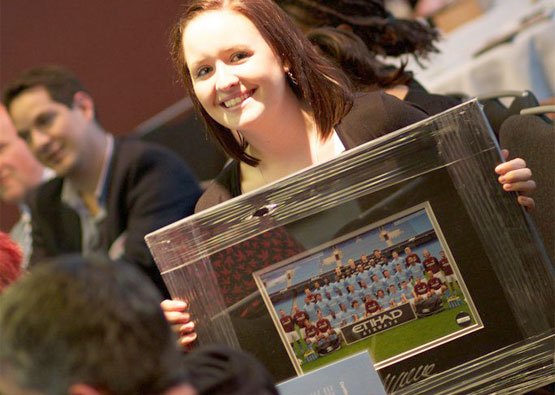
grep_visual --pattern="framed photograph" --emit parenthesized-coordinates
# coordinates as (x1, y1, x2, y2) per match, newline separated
(146, 100, 554, 393)
(253, 202, 483, 375)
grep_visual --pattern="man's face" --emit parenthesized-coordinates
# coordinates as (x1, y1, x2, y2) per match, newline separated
(0, 105, 44, 204)
(9, 87, 92, 177)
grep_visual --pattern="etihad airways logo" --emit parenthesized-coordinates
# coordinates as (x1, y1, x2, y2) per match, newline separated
(352, 309, 404, 333)
(341, 303, 416, 344)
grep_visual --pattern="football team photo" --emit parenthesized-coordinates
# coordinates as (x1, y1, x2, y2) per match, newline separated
(254, 202, 483, 374)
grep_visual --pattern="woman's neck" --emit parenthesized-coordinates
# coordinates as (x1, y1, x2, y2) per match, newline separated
(239, 106, 337, 193)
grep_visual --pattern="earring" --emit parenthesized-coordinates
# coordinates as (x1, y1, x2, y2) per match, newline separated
(287, 70, 298, 86)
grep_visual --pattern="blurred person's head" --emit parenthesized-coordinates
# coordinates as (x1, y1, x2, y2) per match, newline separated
(0, 231, 22, 293)
(0, 253, 193, 395)
(4, 66, 104, 178)
(306, 26, 412, 90)
(275, 0, 439, 60)
(0, 104, 45, 204)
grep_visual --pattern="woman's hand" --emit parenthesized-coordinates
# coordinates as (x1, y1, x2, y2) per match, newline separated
(160, 299, 197, 350)
(495, 150, 536, 211)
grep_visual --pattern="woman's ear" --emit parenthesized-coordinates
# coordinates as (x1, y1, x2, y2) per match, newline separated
(282, 59, 291, 73)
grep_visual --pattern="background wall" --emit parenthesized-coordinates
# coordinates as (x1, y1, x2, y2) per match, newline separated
(0, 0, 221, 232)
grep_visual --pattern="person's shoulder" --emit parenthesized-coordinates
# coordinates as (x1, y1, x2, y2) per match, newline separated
(114, 136, 197, 178)
(24, 177, 66, 224)
(115, 136, 184, 162)
(194, 162, 237, 213)
(27, 176, 64, 205)
(337, 91, 428, 147)
(405, 87, 462, 115)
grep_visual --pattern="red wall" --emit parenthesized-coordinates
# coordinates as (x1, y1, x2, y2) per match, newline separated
(1, 0, 191, 231)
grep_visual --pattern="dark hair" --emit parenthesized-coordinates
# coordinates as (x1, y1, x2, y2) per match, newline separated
(276, 0, 440, 60)
(3, 65, 90, 111)
(0, 253, 184, 394)
(307, 26, 412, 90)
(170, 0, 353, 166)
(184, 346, 278, 394)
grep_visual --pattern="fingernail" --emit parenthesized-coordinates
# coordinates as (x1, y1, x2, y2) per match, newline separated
(504, 184, 512, 190)
(498, 176, 505, 183)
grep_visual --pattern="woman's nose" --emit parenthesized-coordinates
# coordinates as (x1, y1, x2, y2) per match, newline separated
(215, 64, 240, 91)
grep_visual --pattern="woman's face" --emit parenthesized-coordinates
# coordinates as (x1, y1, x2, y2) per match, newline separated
(183, 9, 290, 133)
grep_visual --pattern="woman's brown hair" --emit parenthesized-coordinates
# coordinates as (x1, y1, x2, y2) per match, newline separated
(170, 0, 353, 165)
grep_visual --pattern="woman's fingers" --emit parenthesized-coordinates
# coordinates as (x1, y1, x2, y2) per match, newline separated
(502, 180, 536, 194)
(160, 299, 187, 311)
(517, 195, 535, 211)
(495, 158, 527, 176)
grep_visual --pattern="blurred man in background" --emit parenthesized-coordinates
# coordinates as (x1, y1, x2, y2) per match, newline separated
(3, 65, 202, 296)
(0, 103, 53, 268)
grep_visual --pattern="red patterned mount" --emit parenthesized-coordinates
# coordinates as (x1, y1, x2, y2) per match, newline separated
(210, 227, 305, 315)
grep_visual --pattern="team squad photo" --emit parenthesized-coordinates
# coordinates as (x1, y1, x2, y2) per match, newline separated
(254, 202, 483, 373)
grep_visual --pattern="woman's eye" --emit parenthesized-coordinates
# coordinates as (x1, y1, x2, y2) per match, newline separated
(231, 52, 249, 62)
(196, 66, 212, 78)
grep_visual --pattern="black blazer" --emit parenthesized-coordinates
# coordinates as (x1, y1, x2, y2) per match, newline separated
(27, 137, 202, 296)
(195, 91, 428, 212)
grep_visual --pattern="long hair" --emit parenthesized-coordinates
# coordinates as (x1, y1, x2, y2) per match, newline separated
(307, 26, 413, 90)
(170, 0, 353, 166)
(276, 0, 440, 60)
